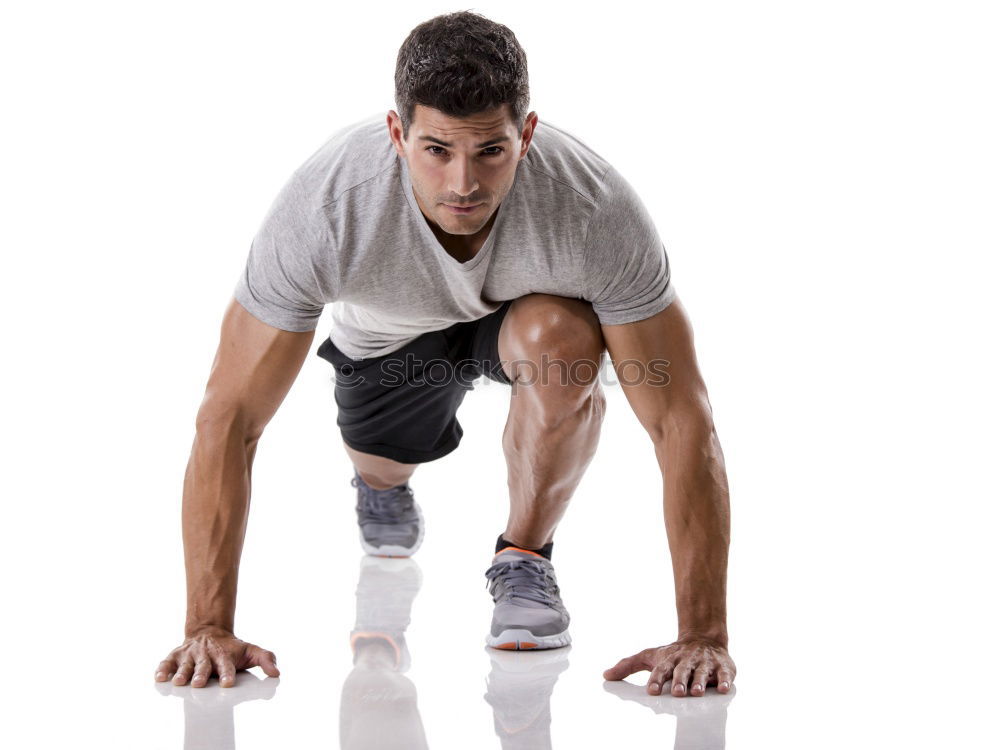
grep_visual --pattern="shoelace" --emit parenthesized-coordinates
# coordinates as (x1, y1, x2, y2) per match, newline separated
(484, 558, 561, 607)
(351, 476, 417, 524)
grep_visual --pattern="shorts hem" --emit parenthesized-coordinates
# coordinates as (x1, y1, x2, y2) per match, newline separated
(341, 436, 461, 464)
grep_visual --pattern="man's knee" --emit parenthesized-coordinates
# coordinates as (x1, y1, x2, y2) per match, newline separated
(343, 442, 419, 489)
(501, 294, 606, 385)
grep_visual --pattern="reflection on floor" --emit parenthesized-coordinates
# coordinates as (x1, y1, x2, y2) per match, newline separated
(604, 680, 735, 750)
(154, 671, 276, 750)
(340, 555, 575, 749)
(484, 645, 569, 749)
(154, 553, 733, 749)
(341, 555, 427, 749)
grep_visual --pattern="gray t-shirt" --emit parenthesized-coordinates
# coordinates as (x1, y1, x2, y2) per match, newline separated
(234, 112, 676, 360)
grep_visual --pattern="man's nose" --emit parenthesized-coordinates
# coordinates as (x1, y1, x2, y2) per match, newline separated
(446, 158, 479, 199)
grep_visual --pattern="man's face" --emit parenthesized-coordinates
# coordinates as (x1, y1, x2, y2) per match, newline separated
(388, 104, 537, 237)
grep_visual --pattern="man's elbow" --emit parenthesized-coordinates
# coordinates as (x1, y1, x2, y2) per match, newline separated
(194, 402, 265, 445)
(644, 397, 717, 452)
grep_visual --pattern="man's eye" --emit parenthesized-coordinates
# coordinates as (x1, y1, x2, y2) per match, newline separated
(425, 146, 504, 156)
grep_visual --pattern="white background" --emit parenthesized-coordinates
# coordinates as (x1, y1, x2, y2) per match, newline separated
(2, 1, 997, 747)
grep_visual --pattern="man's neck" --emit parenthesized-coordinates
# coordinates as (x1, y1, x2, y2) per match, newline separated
(427, 210, 498, 264)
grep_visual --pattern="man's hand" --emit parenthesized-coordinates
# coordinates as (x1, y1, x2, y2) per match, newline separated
(603, 636, 736, 697)
(161, 298, 310, 690)
(154, 628, 280, 688)
(600, 298, 734, 699)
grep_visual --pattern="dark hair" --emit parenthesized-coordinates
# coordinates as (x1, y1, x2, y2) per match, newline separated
(394, 10, 530, 140)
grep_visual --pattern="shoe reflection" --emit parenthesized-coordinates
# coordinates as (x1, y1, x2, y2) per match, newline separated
(602, 680, 735, 750)
(156, 553, 579, 750)
(154, 671, 277, 750)
(483, 646, 570, 749)
(340, 555, 429, 750)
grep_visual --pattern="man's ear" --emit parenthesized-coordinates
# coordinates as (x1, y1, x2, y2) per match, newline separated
(519, 111, 539, 159)
(386, 110, 406, 158)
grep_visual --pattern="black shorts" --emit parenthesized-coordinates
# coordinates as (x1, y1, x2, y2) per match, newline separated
(315, 300, 514, 464)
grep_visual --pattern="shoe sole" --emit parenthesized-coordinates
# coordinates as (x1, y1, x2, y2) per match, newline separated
(485, 628, 572, 650)
(359, 500, 425, 558)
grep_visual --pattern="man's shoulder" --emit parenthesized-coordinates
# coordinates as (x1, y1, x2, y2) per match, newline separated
(521, 119, 614, 206)
(291, 111, 398, 207)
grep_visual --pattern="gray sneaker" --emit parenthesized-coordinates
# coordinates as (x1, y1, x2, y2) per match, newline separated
(351, 469, 424, 557)
(484, 547, 571, 650)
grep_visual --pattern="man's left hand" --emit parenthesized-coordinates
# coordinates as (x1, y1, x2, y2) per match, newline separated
(603, 636, 736, 697)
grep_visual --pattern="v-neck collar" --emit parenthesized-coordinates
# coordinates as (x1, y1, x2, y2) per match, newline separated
(398, 154, 518, 273)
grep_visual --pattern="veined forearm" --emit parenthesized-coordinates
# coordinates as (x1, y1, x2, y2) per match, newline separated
(653, 414, 731, 645)
(181, 423, 256, 637)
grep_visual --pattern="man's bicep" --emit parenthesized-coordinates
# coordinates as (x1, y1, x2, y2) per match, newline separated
(197, 296, 316, 436)
(600, 294, 711, 437)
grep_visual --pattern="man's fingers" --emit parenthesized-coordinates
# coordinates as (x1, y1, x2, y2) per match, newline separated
(690, 663, 712, 696)
(671, 661, 694, 696)
(154, 658, 176, 682)
(156, 636, 283, 687)
(172, 657, 195, 686)
(647, 662, 674, 695)
(217, 656, 236, 688)
(716, 666, 736, 693)
(206, 640, 236, 688)
(249, 645, 280, 678)
(190, 657, 213, 688)
(602, 653, 646, 681)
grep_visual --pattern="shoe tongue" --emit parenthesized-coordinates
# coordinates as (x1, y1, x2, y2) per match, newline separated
(494, 547, 545, 563)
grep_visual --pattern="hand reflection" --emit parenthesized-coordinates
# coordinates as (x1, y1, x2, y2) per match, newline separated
(603, 679, 735, 750)
(154, 671, 277, 750)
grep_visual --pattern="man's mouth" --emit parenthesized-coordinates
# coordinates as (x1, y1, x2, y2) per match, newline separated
(443, 203, 483, 215)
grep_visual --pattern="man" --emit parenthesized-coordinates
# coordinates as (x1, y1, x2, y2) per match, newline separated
(154, 10, 736, 699)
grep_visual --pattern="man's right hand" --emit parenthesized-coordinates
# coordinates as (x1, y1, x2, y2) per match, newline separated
(154, 628, 280, 688)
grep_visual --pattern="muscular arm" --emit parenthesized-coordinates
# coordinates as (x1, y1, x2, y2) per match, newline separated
(156, 297, 315, 687)
(599, 294, 736, 697)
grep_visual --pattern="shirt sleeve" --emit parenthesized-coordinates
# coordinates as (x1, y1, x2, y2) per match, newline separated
(582, 165, 677, 325)
(233, 172, 337, 332)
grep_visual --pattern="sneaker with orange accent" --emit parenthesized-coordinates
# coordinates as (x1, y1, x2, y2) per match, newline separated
(484, 547, 571, 650)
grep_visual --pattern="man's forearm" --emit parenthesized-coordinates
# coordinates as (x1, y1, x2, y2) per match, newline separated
(181, 415, 258, 637)
(653, 410, 731, 646)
